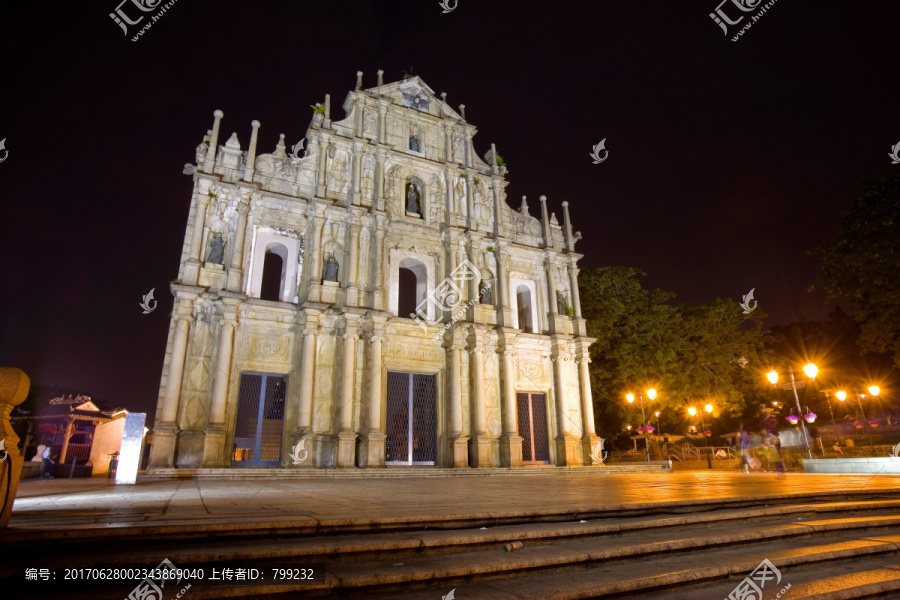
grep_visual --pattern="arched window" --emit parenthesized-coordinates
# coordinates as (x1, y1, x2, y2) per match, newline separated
(516, 285, 534, 333)
(398, 267, 419, 318)
(260, 243, 288, 301)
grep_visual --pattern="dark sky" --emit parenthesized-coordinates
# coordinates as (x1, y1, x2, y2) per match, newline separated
(3, 1, 899, 418)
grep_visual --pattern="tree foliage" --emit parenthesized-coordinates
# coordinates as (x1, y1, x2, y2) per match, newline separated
(580, 266, 769, 438)
(814, 176, 900, 367)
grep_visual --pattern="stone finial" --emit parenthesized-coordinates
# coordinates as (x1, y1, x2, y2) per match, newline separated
(459, 104, 466, 120)
(377, 69, 384, 86)
(324, 94, 331, 120)
(243, 120, 261, 182)
(519, 196, 529, 215)
(225, 132, 240, 149)
(441, 92, 447, 102)
(274, 133, 286, 158)
(203, 109, 224, 172)
(550, 212, 559, 225)
(356, 71, 363, 90)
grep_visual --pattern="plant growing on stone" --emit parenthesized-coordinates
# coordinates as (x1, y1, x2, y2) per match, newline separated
(311, 103, 325, 114)
(496, 154, 506, 167)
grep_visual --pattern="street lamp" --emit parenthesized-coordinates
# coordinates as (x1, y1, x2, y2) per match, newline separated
(766, 364, 818, 460)
(836, 387, 880, 457)
(688, 404, 714, 468)
(626, 389, 657, 462)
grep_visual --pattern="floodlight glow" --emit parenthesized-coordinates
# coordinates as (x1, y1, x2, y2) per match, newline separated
(704, 404, 714, 413)
(803, 363, 819, 379)
(767, 371, 778, 384)
(688, 407, 697, 416)
(626, 393, 635, 403)
(868, 386, 880, 397)
(835, 390, 847, 401)
(646, 388, 658, 400)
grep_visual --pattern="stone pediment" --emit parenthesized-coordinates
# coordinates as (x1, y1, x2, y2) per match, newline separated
(366, 76, 463, 120)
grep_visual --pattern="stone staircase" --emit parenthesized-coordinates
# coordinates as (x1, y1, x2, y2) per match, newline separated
(4, 491, 900, 599)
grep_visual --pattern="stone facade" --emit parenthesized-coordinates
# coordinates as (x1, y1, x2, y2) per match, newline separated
(148, 73, 599, 471)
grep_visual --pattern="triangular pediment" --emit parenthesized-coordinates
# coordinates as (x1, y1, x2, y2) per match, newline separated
(365, 76, 463, 120)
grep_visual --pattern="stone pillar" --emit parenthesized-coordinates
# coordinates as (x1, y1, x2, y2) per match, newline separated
(0, 367, 30, 528)
(203, 109, 224, 173)
(569, 263, 582, 318)
(307, 214, 325, 300)
(226, 196, 251, 292)
(184, 194, 210, 285)
(442, 123, 451, 164)
(496, 247, 513, 328)
(202, 307, 236, 467)
(465, 172, 475, 231)
(336, 319, 358, 467)
(374, 150, 385, 210)
(578, 354, 601, 465)
(351, 141, 362, 205)
(448, 335, 468, 467)
(377, 102, 387, 145)
(149, 299, 193, 468)
(464, 130, 473, 168)
(296, 320, 318, 435)
(552, 342, 580, 466)
(242, 120, 260, 182)
(373, 223, 386, 310)
(545, 253, 559, 316)
(468, 330, 492, 467)
(346, 217, 361, 306)
(317, 135, 330, 197)
(499, 337, 523, 467)
(360, 326, 385, 467)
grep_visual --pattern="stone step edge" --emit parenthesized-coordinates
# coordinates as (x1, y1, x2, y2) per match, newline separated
(140, 463, 674, 479)
(5, 489, 898, 547)
(10, 503, 900, 571)
(98, 530, 900, 599)
(787, 567, 900, 600)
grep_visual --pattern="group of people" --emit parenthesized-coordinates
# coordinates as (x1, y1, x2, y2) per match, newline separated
(737, 415, 787, 474)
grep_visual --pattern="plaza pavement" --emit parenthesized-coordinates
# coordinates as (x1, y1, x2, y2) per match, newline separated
(7, 471, 900, 533)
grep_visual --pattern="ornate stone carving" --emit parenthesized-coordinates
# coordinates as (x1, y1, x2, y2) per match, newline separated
(246, 332, 291, 362)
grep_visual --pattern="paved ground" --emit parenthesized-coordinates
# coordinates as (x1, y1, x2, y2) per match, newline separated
(8, 471, 900, 531)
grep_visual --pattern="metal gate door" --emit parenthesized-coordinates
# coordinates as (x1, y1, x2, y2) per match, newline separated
(385, 372, 437, 465)
(517, 392, 549, 464)
(232, 373, 286, 466)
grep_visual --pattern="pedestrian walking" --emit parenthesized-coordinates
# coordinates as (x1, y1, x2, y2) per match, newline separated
(833, 443, 844, 458)
(738, 425, 751, 474)
(42, 446, 55, 478)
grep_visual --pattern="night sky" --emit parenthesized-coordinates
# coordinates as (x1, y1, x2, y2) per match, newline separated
(3, 1, 899, 418)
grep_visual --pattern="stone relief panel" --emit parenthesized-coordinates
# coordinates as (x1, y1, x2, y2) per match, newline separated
(515, 358, 549, 387)
(313, 333, 337, 434)
(179, 318, 215, 431)
(484, 349, 501, 437)
(384, 341, 444, 366)
(326, 146, 351, 196)
(244, 331, 292, 364)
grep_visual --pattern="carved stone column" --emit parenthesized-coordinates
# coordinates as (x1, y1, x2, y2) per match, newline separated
(184, 193, 210, 285)
(468, 329, 492, 467)
(307, 212, 325, 302)
(569, 262, 582, 318)
(578, 353, 601, 465)
(377, 102, 388, 145)
(296, 317, 319, 437)
(360, 324, 385, 467)
(373, 220, 386, 310)
(374, 150, 385, 211)
(448, 331, 468, 467)
(149, 296, 194, 468)
(202, 302, 238, 467)
(551, 341, 580, 466)
(336, 317, 359, 467)
(317, 135, 330, 197)
(498, 335, 523, 467)
(0, 367, 30, 528)
(226, 195, 251, 292)
(496, 246, 513, 328)
(346, 216, 361, 306)
(351, 140, 363, 206)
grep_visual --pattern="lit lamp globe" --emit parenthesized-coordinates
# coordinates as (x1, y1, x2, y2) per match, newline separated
(835, 390, 847, 402)
(868, 386, 880, 397)
(688, 407, 697, 417)
(646, 388, 658, 400)
(704, 404, 713, 414)
(766, 371, 778, 384)
(803, 363, 819, 379)
(626, 393, 635, 404)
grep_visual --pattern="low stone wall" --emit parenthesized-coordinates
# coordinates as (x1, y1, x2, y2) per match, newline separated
(803, 458, 900, 474)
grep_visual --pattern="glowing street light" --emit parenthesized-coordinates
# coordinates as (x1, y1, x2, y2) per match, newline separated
(835, 390, 847, 402)
(868, 386, 880, 397)
(766, 363, 819, 460)
(688, 404, 715, 468)
(837, 387, 880, 457)
(688, 406, 697, 417)
(625, 389, 657, 462)
(704, 404, 713, 414)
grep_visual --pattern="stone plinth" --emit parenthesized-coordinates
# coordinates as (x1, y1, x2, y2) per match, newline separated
(803, 458, 900, 474)
(199, 264, 226, 290)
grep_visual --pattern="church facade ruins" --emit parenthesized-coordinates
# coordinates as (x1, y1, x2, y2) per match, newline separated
(148, 71, 599, 471)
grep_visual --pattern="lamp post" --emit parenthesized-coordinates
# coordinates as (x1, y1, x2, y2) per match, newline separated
(688, 405, 714, 468)
(836, 386, 880, 457)
(766, 364, 817, 460)
(627, 388, 657, 462)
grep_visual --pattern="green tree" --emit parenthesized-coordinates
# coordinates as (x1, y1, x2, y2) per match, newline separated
(580, 266, 769, 439)
(814, 176, 900, 367)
